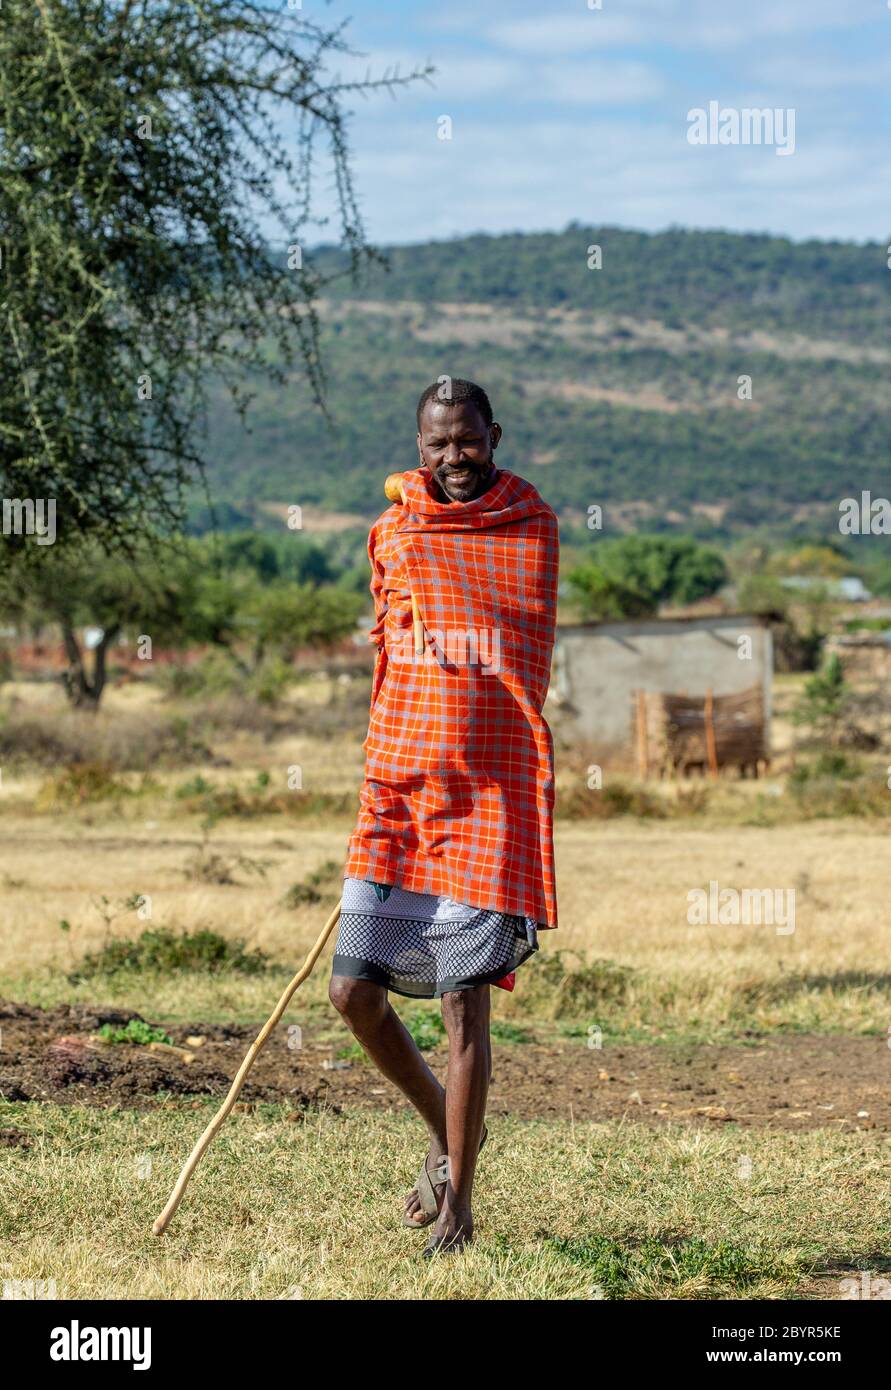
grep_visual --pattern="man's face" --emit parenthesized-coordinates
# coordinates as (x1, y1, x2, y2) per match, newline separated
(416, 399, 502, 502)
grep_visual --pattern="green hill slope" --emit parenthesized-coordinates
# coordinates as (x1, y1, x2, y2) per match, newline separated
(200, 225, 891, 542)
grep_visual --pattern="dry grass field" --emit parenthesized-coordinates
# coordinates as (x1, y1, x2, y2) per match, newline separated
(1, 675, 890, 1300)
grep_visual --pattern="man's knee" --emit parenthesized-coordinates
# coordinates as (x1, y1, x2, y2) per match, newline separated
(441, 985, 489, 1044)
(328, 974, 387, 1029)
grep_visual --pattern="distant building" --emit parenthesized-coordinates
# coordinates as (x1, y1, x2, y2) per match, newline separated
(825, 630, 891, 680)
(550, 614, 772, 767)
(836, 577, 872, 602)
(780, 575, 872, 602)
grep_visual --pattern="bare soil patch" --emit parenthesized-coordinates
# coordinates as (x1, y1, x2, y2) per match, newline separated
(1, 999, 888, 1131)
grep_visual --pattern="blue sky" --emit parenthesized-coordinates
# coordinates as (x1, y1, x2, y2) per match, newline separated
(305, 0, 888, 246)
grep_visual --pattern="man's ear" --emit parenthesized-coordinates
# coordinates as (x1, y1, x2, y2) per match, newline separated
(416, 431, 424, 465)
(490, 422, 502, 450)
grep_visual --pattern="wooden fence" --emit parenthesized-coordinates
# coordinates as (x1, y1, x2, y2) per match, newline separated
(632, 684, 769, 779)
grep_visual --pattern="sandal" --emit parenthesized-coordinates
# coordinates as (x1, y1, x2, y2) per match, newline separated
(402, 1125, 488, 1229)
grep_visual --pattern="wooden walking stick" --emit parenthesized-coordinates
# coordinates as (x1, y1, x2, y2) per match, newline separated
(384, 472, 425, 656)
(152, 899, 342, 1235)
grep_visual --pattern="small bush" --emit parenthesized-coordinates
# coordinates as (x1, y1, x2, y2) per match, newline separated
(556, 780, 666, 820)
(523, 950, 636, 1020)
(174, 780, 354, 822)
(181, 834, 271, 885)
(155, 651, 241, 700)
(175, 774, 214, 799)
(36, 762, 135, 808)
(73, 927, 272, 979)
(0, 705, 211, 771)
(785, 770, 890, 819)
(788, 751, 862, 786)
(282, 859, 341, 908)
(247, 658, 294, 707)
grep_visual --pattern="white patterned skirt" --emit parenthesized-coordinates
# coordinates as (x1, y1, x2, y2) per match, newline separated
(331, 877, 539, 999)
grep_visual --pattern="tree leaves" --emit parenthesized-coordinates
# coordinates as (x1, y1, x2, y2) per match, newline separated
(0, 0, 429, 548)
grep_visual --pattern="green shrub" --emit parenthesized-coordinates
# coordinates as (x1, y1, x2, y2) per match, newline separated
(556, 780, 666, 820)
(175, 774, 214, 799)
(36, 762, 138, 808)
(282, 859, 341, 908)
(73, 927, 271, 980)
(523, 950, 636, 1020)
(246, 657, 294, 706)
(785, 771, 890, 819)
(174, 780, 354, 822)
(156, 651, 241, 700)
(788, 751, 862, 786)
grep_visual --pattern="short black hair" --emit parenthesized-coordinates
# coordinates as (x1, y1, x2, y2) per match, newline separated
(416, 377, 493, 428)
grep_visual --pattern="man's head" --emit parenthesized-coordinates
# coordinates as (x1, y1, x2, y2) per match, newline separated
(416, 378, 502, 502)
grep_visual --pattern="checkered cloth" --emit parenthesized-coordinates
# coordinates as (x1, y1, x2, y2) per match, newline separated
(344, 466, 559, 928)
(332, 877, 539, 998)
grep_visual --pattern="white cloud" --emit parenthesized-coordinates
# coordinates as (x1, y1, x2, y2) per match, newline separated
(537, 61, 666, 105)
(291, 0, 889, 247)
(486, 0, 878, 55)
(326, 46, 664, 108)
(488, 13, 646, 56)
(334, 113, 888, 245)
(751, 56, 891, 90)
(325, 48, 520, 101)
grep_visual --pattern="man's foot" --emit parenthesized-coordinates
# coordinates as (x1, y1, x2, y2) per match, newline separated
(422, 1204, 474, 1258)
(403, 1124, 488, 1227)
(403, 1144, 448, 1227)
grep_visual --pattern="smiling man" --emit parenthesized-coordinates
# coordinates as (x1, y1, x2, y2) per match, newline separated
(329, 377, 559, 1256)
(417, 378, 502, 502)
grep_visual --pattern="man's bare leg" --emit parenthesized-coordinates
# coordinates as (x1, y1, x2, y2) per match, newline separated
(425, 984, 491, 1255)
(328, 976, 447, 1224)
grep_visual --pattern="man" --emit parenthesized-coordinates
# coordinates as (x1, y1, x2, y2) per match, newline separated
(329, 378, 559, 1255)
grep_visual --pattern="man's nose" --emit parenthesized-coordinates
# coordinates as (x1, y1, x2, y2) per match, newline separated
(443, 443, 464, 465)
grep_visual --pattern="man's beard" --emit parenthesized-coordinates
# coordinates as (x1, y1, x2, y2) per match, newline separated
(429, 456, 495, 502)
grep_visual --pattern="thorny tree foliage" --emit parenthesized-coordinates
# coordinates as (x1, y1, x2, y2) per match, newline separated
(0, 0, 430, 550)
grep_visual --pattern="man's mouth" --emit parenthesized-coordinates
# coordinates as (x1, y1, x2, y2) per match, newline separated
(444, 467, 475, 483)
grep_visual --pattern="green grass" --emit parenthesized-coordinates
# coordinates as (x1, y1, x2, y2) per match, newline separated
(489, 1019, 532, 1044)
(545, 1234, 803, 1299)
(2, 1101, 888, 1300)
(402, 1008, 446, 1051)
(6, 951, 891, 1049)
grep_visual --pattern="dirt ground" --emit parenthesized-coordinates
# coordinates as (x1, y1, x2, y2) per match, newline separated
(1, 997, 888, 1134)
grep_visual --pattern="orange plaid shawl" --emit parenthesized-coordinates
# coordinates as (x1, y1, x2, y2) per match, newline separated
(344, 466, 559, 928)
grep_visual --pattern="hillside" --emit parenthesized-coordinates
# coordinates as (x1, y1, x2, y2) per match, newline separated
(199, 225, 891, 543)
